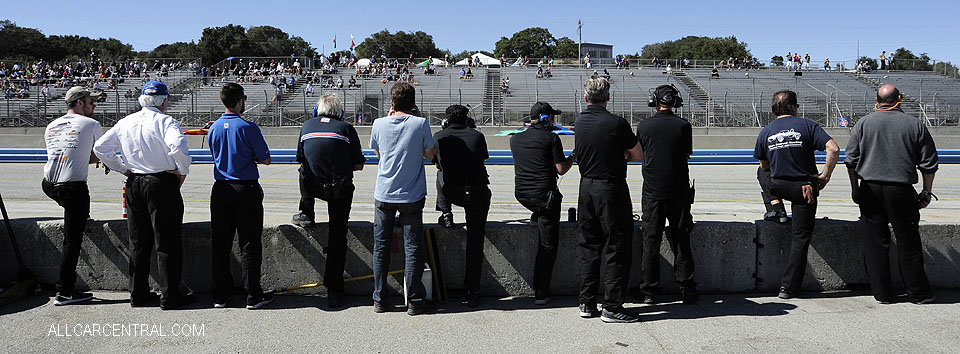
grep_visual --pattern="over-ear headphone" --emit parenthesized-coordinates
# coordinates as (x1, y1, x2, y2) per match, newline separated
(538, 114, 550, 124)
(648, 84, 684, 108)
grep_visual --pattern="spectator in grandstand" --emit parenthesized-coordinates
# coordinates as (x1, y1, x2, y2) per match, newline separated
(94, 81, 193, 310)
(544, 66, 552, 78)
(754, 90, 839, 300)
(536, 67, 544, 79)
(653, 57, 662, 68)
(336, 76, 344, 89)
(459, 67, 467, 80)
(804, 53, 811, 70)
(207, 83, 273, 310)
(292, 94, 365, 308)
(635, 84, 698, 305)
(880, 51, 887, 70)
(888, 51, 896, 69)
(601, 69, 611, 80)
(574, 77, 643, 323)
(305, 82, 315, 96)
(711, 67, 720, 77)
(665, 64, 673, 75)
(584, 53, 592, 69)
(41, 83, 51, 100)
(474, 55, 482, 67)
(786, 52, 793, 70)
(845, 84, 938, 305)
(823, 58, 831, 71)
(348, 76, 358, 88)
(510, 102, 575, 306)
(465, 67, 474, 79)
(432, 104, 490, 308)
(370, 83, 435, 316)
(42, 86, 103, 306)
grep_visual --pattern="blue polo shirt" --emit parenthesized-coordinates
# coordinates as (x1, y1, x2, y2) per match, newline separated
(208, 113, 270, 181)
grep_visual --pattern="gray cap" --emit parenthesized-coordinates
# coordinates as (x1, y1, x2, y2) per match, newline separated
(64, 86, 102, 105)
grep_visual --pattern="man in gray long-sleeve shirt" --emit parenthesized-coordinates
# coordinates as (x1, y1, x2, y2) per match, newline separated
(845, 84, 938, 305)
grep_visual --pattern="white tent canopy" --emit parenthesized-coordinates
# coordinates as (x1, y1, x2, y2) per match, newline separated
(455, 53, 500, 67)
(355, 58, 371, 67)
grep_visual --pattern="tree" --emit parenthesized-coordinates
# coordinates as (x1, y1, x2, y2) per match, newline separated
(147, 41, 200, 59)
(194, 24, 316, 65)
(197, 24, 247, 65)
(494, 27, 557, 59)
(891, 47, 933, 71)
(554, 37, 578, 58)
(640, 36, 750, 60)
(354, 30, 443, 59)
(770, 55, 784, 67)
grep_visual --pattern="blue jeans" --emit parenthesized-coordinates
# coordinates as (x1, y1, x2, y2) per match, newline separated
(372, 199, 427, 303)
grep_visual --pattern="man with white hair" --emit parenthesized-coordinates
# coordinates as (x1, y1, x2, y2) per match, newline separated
(293, 94, 365, 308)
(94, 80, 193, 310)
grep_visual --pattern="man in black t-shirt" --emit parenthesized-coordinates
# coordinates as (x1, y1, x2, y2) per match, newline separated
(574, 77, 644, 323)
(754, 90, 839, 300)
(510, 102, 575, 305)
(433, 104, 490, 308)
(635, 85, 698, 305)
(293, 94, 366, 308)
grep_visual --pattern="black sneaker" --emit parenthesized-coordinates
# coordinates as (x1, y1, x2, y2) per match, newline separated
(160, 293, 196, 310)
(464, 291, 479, 308)
(213, 297, 229, 308)
(778, 287, 794, 299)
(601, 307, 641, 323)
(579, 303, 601, 318)
(327, 292, 343, 308)
(763, 210, 789, 224)
(439, 213, 454, 228)
(246, 294, 274, 309)
(54, 291, 93, 306)
(291, 212, 315, 227)
(373, 301, 390, 313)
(407, 300, 433, 316)
(912, 294, 936, 304)
(681, 289, 700, 304)
(130, 292, 160, 307)
(534, 290, 551, 305)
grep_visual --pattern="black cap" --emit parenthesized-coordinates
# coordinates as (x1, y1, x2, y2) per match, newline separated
(529, 102, 561, 120)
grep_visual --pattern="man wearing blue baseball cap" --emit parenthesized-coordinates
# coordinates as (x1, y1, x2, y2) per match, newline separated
(94, 80, 194, 310)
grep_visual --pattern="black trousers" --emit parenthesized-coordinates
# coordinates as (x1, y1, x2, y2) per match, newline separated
(211, 180, 265, 303)
(435, 170, 452, 214)
(125, 173, 184, 301)
(768, 177, 819, 292)
(298, 173, 355, 293)
(443, 184, 491, 293)
(517, 188, 562, 292)
(639, 197, 696, 294)
(859, 181, 932, 303)
(41, 179, 90, 294)
(577, 178, 633, 309)
(757, 167, 784, 211)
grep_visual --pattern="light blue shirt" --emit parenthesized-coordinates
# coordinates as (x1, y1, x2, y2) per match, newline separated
(370, 115, 434, 203)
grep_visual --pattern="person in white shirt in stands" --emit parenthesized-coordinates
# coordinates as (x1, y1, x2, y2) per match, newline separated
(94, 80, 194, 311)
(42, 86, 103, 306)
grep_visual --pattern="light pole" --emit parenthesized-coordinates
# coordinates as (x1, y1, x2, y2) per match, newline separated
(578, 19, 582, 69)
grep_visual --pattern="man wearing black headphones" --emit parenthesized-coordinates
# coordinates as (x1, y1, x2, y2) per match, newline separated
(510, 102, 576, 305)
(634, 85, 698, 304)
(433, 104, 490, 307)
(293, 94, 366, 308)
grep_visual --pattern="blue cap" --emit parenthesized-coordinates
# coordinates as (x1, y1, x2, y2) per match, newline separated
(141, 80, 169, 96)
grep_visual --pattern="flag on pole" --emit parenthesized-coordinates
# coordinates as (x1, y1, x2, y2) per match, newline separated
(333, 35, 337, 49)
(350, 34, 355, 50)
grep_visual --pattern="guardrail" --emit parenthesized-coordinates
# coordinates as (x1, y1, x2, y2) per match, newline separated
(4, 148, 959, 165)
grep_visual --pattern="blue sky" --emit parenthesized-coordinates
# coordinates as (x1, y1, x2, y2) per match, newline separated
(3, 0, 959, 66)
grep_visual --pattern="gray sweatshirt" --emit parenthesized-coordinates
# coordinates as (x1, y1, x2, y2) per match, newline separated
(844, 109, 938, 184)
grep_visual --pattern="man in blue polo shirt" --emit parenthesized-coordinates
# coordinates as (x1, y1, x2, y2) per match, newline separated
(207, 83, 273, 310)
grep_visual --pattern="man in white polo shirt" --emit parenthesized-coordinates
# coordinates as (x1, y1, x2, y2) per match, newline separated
(94, 80, 193, 310)
(42, 86, 103, 306)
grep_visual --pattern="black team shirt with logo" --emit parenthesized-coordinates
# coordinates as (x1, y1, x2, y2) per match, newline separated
(753, 115, 832, 178)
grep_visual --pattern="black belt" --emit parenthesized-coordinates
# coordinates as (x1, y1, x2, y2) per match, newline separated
(131, 172, 172, 177)
(43, 179, 86, 187)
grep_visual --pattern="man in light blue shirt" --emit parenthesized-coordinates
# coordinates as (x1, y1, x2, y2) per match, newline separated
(369, 82, 436, 315)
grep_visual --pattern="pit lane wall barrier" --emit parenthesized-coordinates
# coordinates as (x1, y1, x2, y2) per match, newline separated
(2, 219, 958, 295)
(3, 148, 960, 165)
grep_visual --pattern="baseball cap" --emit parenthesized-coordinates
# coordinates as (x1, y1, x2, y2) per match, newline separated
(529, 102, 561, 120)
(63, 86, 103, 104)
(141, 80, 169, 96)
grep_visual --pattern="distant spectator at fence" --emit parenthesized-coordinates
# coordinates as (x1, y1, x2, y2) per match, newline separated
(459, 67, 467, 80)
(305, 82, 315, 97)
(711, 67, 719, 77)
(823, 58, 831, 71)
(880, 51, 887, 70)
(804, 53, 811, 70)
(584, 53, 592, 69)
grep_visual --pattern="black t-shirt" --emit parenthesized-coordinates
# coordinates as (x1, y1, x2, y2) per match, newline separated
(574, 105, 638, 180)
(510, 124, 566, 197)
(434, 124, 489, 187)
(636, 110, 692, 200)
(297, 116, 365, 183)
(753, 115, 832, 178)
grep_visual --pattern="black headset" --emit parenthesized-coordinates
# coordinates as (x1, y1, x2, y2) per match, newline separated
(647, 84, 684, 108)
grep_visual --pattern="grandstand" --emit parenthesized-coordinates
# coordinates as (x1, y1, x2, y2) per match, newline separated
(4, 59, 960, 128)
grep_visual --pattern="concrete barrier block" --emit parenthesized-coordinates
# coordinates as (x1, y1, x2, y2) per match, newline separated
(916, 224, 960, 289)
(756, 219, 867, 292)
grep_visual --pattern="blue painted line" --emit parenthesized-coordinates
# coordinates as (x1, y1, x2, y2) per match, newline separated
(3, 148, 959, 165)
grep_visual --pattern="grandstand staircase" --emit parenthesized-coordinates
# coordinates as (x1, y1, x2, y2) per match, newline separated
(845, 71, 925, 119)
(482, 68, 504, 125)
(673, 72, 724, 121)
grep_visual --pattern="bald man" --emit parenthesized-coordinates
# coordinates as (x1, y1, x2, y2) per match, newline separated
(845, 84, 939, 305)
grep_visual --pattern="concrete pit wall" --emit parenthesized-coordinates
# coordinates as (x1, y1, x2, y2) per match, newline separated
(1, 219, 958, 296)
